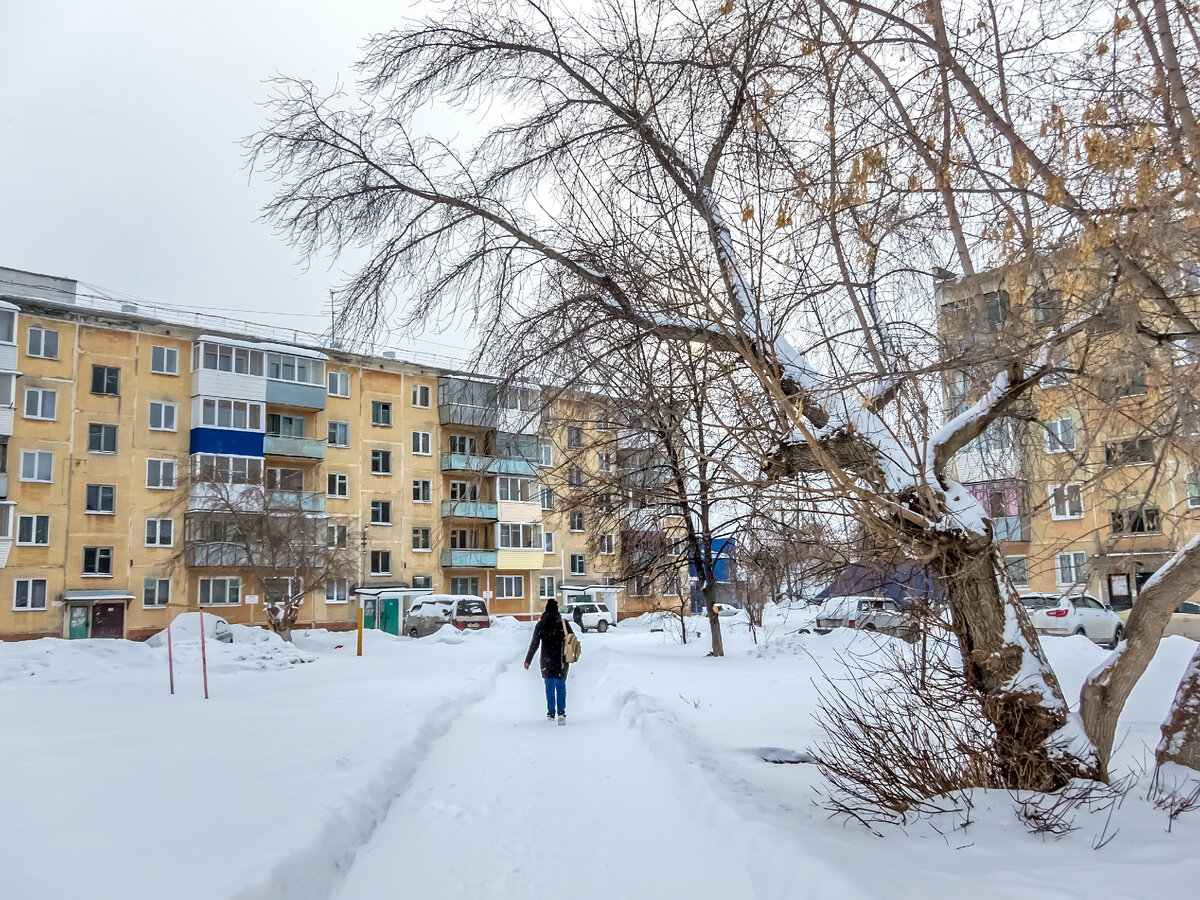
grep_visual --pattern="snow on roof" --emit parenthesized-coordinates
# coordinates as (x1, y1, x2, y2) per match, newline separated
(197, 334, 328, 360)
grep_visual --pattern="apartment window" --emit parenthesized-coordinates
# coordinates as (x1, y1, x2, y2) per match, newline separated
(370, 500, 392, 525)
(267, 414, 306, 438)
(567, 466, 584, 488)
(146, 459, 177, 489)
(88, 423, 118, 453)
(496, 477, 529, 502)
(199, 576, 241, 605)
(1100, 366, 1148, 400)
(16, 515, 49, 546)
(570, 554, 586, 576)
(540, 575, 557, 599)
(982, 290, 1010, 328)
(544, 531, 555, 553)
(91, 365, 120, 396)
(266, 352, 322, 384)
(370, 550, 391, 576)
(83, 546, 114, 576)
(327, 472, 349, 497)
(412, 527, 432, 551)
(412, 431, 431, 455)
(631, 576, 653, 597)
(144, 578, 170, 607)
(496, 575, 524, 599)
(14, 578, 47, 611)
(540, 487, 555, 511)
(328, 370, 350, 397)
(664, 571, 682, 596)
(567, 426, 583, 448)
(596, 411, 611, 431)
(198, 343, 263, 375)
(1005, 555, 1029, 586)
(1045, 418, 1075, 453)
(450, 481, 478, 503)
(202, 398, 263, 431)
(27, 325, 59, 360)
(412, 575, 433, 589)
(412, 384, 431, 407)
(1032, 289, 1063, 325)
(412, 480, 432, 503)
(598, 452, 613, 473)
(265, 466, 302, 491)
(372, 401, 392, 427)
(570, 511, 584, 532)
(145, 518, 174, 547)
(0, 309, 13, 343)
(449, 434, 476, 455)
(328, 421, 350, 447)
(600, 533, 615, 555)
(1110, 507, 1162, 535)
(1049, 484, 1083, 520)
(371, 449, 393, 475)
(1188, 472, 1200, 509)
(325, 579, 349, 604)
(149, 401, 178, 431)
(23, 387, 56, 421)
(1105, 438, 1156, 466)
(450, 576, 479, 595)
(498, 522, 541, 549)
(450, 528, 477, 549)
(1057, 551, 1088, 586)
(85, 484, 116, 514)
(19, 451, 53, 483)
(327, 524, 348, 548)
(539, 443, 554, 467)
(193, 454, 263, 486)
(151, 345, 179, 375)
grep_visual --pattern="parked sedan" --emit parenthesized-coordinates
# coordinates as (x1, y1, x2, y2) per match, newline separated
(854, 598, 920, 642)
(1021, 593, 1124, 649)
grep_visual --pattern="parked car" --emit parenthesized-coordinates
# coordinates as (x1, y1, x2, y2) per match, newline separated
(1021, 592, 1123, 649)
(403, 595, 490, 638)
(812, 595, 870, 632)
(854, 597, 919, 642)
(560, 601, 613, 633)
(1118, 601, 1200, 640)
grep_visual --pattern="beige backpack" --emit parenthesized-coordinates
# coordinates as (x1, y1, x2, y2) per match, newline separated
(562, 620, 582, 664)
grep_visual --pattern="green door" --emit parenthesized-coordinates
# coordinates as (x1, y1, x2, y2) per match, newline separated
(67, 605, 90, 640)
(381, 597, 401, 635)
(363, 597, 378, 630)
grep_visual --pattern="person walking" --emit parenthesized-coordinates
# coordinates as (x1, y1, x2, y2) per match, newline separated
(524, 599, 574, 725)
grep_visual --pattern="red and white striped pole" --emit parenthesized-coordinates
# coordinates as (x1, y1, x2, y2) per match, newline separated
(198, 610, 210, 700)
(167, 618, 175, 695)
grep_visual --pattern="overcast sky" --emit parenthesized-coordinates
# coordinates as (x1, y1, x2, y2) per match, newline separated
(0, 0, 473, 359)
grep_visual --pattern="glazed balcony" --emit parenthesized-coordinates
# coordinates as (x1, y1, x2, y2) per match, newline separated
(440, 548, 498, 568)
(439, 453, 537, 477)
(264, 435, 326, 459)
(441, 500, 499, 519)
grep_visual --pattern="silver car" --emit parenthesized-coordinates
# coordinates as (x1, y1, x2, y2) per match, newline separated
(855, 598, 920, 642)
(403, 595, 490, 638)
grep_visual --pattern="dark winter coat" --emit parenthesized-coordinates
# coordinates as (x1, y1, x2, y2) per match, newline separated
(525, 611, 574, 679)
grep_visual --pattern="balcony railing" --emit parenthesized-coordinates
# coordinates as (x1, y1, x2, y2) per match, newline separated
(439, 453, 537, 477)
(185, 542, 253, 568)
(268, 490, 326, 513)
(264, 435, 326, 459)
(993, 515, 1031, 542)
(440, 548, 498, 568)
(440, 500, 499, 519)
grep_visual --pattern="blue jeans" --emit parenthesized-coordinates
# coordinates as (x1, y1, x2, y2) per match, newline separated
(544, 678, 566, 716)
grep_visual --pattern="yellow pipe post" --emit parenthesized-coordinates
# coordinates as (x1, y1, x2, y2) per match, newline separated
(357, 605, 364, 657)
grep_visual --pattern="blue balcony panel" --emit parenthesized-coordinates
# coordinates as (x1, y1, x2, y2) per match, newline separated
(189, 428, 265, 457)
(440, 549, 498, 568)
(266, 380, 327, 410)
(440, 501, 499, 519)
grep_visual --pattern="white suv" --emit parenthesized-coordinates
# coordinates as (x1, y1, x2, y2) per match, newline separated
(561, 601, 613, 633)
(1021, 593, 1124, 649)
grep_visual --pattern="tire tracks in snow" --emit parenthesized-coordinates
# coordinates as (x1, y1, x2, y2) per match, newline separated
(229, 655, 511, 900)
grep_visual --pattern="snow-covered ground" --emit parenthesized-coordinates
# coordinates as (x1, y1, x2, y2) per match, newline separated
(3, 609, 1197, 899)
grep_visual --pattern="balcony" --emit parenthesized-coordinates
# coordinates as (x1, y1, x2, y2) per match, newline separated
(268, 490, 326, 513)
(993, 515, 1031, 542)
(266, 380, 326, 410)
(440, 548, 498, 568)
(264, 435, 326, 459)
(441, 500, 499, 519)
(496, 548, 544, 570)
(185, 542, 253, 568)
(0, 473, 7, 498)
(192, 368, 266, 403)
(0, 405, 12, 438)
(497, 500, 543, 523)
(438, 376, 541, 434)
(440, 453, 537, 477)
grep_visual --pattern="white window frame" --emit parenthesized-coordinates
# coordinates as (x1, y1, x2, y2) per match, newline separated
(371, 449, 393, 475)
(23, 387, 56, 420)
(370, 550, 392, 576)
(87, 422, 118, 454)
(570, 554, 586, 576)
(16, 514, 50, 546)
(600, 533, 615, 555)
(598, 452, 612, 473)
(539, 443, 554, 467)
(1057, 551, 1088, 586)
(328, 421, 350, 447)
(146, 458, 178, 489)
(569, 511, 584, 532)
(1049, 483, 1084, 520)
(370, 500, 393, 525)
(449, 481, 478, 502)
(201, 398, 263, 431)
(412, 479, 432, 503)
(325, 578, 350, 604)
(199, 576, 242, 606)
(412, 431, 432, 455)
(85, 483, 116, 514)
(14, 578, 47, 611)
(20, 450, 53, 483)
(327, 472, 349, 498)
(27, 325, 59, 360)
(412, 527, 432, 551)
(372, 400, 393, 427)
(496, 575, 524, 599)
(1045, 417, 1076, 453)
(412, 383, 431, 407)
(151, 345, 179, 375)
(327, 370, 350, 398)
(149, 401, 178, 432)
(544, 531, 555, 553)
(327, 524, 348, 548)
(145, 518, 174, 547)
(1005, 555, 1030, 586)
(540, 487, 555, 510)
(144, 577, 170, 607)
(539, 575, 557, 599)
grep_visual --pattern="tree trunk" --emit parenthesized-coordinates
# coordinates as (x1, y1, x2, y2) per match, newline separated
(1081, 536, 1200, 775)
(934, 535, 1095, 789)
(704, 579, 724, 658)
(1157, 644, 1200, 771)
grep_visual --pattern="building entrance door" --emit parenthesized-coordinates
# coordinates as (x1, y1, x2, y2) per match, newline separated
(362, 597, 378, 629)
(90, 602, 125, 639)
(380, 597, 401, 635)
(67, 605, 90, 639)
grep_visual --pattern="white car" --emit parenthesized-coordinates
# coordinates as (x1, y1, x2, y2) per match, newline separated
(561, 601, 613, 633)
(1021, 593, 1124, 649)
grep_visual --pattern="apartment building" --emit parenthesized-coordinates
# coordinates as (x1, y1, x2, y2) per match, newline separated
(0, 265, 681, 640)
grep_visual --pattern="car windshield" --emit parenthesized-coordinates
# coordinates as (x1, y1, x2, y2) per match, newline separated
(1021, 595, 1060, 610)
(457, 600, 487, 617)
(1177, 601, 1200, 615)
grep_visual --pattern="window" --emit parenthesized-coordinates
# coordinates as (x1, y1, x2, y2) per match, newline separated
(1188, 472, 1200, 509)
(371, 449, 393, 475)
(193, 454, 263, 485)
(982, 290, 1010, 328)
(539, 443, 554, 467)
(1104, 438, 1156, 466)
(201, 398, 263, 431)
(19, 451, 53, 483)
(83, 546, 114, 576)
(498, 522, 542, 549)
(570, 554, 586, 576)
(372, 401, 392, 427)
(664, 570, 682, 596)
(1100, 366, 1148, 400)
(91, 365, 120, 395)
(596, 411, 611, 431)
(149, 401, 177, 431)
(1045, 418, 1075, 453)
(266, 352, 322, 384)
(16, 515, 49, 546)
(540, 575, 557, 599)
(327, 472, 349, 497)
(631, 576, 653, 597)
(14, 578, 47, 610)
(327, 524, 348, 548)
(145, 518, 174, 547)
(144, 578, 170, 607)
(146, 459, 177, 489)
(598, 452, 613, 473)
(370, 550, 391, 576)
(198, 343, 263, 375)
(570, 511, 584, 532)
(88, 423, 118, 453)
(267, 414, 306, 438)
(412, 383, 431, 407)
(328, 421, 350, 446)
(85, 484, 116, 514)
(449, 434, 476, 455)
(1110, 507, 1162, 534)
(450, 576, 479, 595)
(325, 579, 349, 604)
(27, 325, 59, 360)
(544, 531, 555, 553)
(450, 529, 477, 548)
(599, 533, 615, 555)
(266, 467, 303, 492)
(412, 431, 431, 455)
(1005, 556, 1029, 586)
(199, 576, 241, 605)
(412, 527, 432, 550)
(151, 345, 179, 375)
(0, 309, 13, 343)
(1057, 551, 1088, 586)
(496, 575, 524, 599)
(496, 477, 529, 502)
(412, 575, 433, 589)
(371, 500, 392, 525)
(1032, 289, 1063, 325)
(450, 481, 479, 502)
(23, 387, 56, 420)
(540, 487, 555, 510)
(328, 370, 350, 397)
(412, 480, 432, 503)
(567, 466, 584, 488)
(567, 426, 583, 448)
(1049, 484, 1083, 520)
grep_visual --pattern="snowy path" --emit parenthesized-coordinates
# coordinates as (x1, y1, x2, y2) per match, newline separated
(328, 655, 755, 900)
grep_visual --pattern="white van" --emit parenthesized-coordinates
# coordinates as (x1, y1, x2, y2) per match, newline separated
(403, 594, 490, 637)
